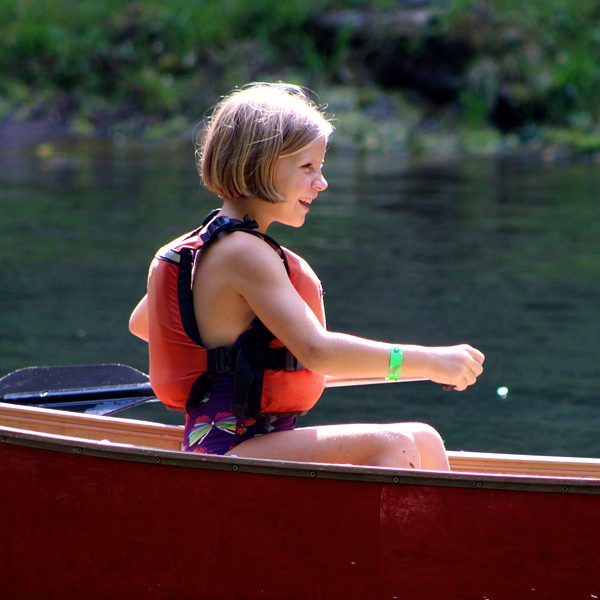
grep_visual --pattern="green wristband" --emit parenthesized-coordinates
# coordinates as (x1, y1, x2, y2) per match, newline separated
(386, 346, 403, 381)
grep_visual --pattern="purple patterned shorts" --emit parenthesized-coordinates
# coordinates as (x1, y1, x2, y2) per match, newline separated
(183, 372, 296, 455)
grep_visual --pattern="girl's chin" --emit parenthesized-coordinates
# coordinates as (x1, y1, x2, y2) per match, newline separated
(275, 215, 306, 229)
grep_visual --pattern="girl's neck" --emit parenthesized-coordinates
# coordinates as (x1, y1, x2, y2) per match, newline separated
(219, 198, 272, 233)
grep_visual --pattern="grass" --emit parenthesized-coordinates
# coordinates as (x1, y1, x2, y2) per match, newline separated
(2, 0, 600, 157)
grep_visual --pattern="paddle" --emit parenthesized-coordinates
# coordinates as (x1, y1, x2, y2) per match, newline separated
(0, 364, 447, 417)
(0, 364, 156, 416)
(326, 376, 454, 391)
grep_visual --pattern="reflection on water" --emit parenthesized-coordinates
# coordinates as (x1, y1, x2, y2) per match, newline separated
(0, 140, 598, 457)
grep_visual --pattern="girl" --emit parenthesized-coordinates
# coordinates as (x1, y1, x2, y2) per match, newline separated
(129, 83, 484, 471)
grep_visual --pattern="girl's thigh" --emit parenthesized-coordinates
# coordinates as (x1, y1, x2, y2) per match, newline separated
(225, 422, 449, 470)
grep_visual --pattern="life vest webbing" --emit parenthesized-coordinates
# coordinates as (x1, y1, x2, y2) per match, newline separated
(154, 213, 306, 417)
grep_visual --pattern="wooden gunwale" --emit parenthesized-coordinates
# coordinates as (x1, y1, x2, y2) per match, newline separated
(0, 401, 183, 450)
(2, 402, 600, 495)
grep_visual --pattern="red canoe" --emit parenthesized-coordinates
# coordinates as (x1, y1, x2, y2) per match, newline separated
(1, 401, 600, 600)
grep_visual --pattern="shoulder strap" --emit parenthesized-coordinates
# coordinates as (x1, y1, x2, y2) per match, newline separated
(196, 211, 290, 275)
(199, 214, 258, 244)
(199, 213, 281, 252)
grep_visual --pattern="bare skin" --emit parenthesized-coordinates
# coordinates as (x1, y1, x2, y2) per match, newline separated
(130, 136, 484, 471)
(226, 422, 450, 470)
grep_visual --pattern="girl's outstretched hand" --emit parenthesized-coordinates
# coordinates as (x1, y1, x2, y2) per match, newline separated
(425, 344, 485, 391)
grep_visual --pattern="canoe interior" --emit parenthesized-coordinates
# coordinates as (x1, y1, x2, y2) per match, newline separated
(2, 402, 600, 480)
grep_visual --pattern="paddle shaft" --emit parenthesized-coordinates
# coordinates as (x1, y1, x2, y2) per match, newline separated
(325, 376, 428, 388)
(0, 364, 448, 416)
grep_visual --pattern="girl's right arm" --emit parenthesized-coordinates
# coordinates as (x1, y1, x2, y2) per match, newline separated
(224, 234, 484, 391)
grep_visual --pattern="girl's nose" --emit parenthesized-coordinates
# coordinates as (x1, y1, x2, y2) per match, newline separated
(313, 173, 328, 192)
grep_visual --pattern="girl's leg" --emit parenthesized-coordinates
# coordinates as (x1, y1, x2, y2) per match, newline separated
(225, 422, 450, 471)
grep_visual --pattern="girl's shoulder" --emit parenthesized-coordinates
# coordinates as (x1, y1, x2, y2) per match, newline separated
(203, 229, 285, 273)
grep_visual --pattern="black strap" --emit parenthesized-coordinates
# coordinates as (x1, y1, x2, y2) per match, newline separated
(177, 249, 203, 345)
(206, 346, 303, 373)
(198, 213, 288, 276)
(206, 343, 305, 419)
(200, 214, 259, 244)
(159, 210, 298, 417)
(230, 350, 257, 419)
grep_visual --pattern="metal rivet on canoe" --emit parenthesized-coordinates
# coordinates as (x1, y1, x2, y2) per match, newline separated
(309, 471, 316, 478)
(232, 464, 239, 471)
(392, 477, 399, 484)
(477, 482, 484, 488)
(155, 457, 162, 464)
(75, 447, 83, 455)
(562, 486, 569, 492)
(0, 436, 6, 443)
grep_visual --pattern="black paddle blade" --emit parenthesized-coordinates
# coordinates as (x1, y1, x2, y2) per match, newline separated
(0, 364, 156, 415)
(0, 363, 150, 396)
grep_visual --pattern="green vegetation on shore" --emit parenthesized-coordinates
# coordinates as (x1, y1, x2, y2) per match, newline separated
(446, 0, 600, 154)
(2, 0, 600, 156)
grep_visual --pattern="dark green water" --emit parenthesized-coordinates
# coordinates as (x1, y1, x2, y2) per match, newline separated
(1, 139, 599, 457)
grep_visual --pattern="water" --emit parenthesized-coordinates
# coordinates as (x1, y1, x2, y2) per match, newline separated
(1, 138, 599, 457)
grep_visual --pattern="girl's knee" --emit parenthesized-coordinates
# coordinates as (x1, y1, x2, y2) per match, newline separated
(366, 427, 421, 469)
(411, 423, 446, 450)
(405, 423, 449, 471)
(408, 422, 444, 442)
(374, 423, 448, 471)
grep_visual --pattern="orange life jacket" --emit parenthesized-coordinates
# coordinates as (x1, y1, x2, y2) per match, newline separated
(146, 211, 326, 418)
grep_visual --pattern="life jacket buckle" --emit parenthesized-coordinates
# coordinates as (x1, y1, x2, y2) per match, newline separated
(212, 346, 240, 373)
(200, 216, 231, 244)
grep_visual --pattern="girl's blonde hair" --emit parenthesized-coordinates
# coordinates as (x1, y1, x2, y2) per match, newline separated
(197, 83, 334, 203)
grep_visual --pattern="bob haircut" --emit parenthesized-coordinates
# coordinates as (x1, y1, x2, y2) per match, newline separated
(197, 83, 334, 203)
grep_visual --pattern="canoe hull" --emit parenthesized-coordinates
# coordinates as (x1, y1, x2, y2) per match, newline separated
(1, 426, 600, 600)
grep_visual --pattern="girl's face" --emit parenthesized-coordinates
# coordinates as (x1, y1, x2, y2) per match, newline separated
(271, 136, 328, 228)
